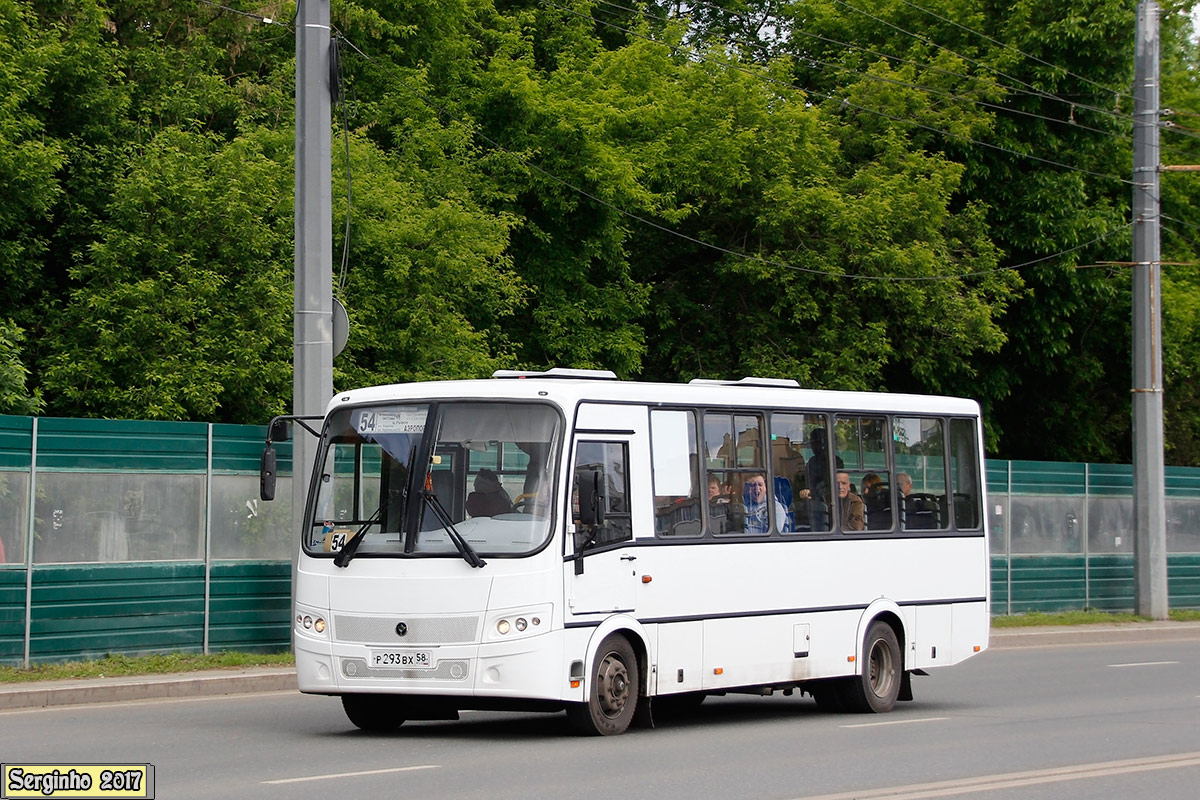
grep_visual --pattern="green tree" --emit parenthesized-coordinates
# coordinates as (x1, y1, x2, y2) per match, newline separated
(763, 0, 1155, 459)
(0, 0, 65, 363)
(0, 321, 42, 416)
(42, 127, 295, 421)
(1159, 1, 1200, 464)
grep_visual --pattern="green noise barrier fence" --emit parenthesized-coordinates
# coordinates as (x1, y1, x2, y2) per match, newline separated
(1, 415, 1199, 665)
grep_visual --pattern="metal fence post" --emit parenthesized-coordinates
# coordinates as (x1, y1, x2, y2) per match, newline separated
(23, 418, 37, 669)
(1006, 461, 1012, 616)
(1084, 463, 1090, 609)
(204, 423, 213, 654)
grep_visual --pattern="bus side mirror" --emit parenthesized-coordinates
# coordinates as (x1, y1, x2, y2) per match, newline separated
(269, 418, 292, 442)
(260, 445, 278, 502)
(574, 468, 606, 576)
(577, 468, 606, 527)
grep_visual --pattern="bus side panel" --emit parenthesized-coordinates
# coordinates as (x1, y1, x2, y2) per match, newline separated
(952, 602, 990, 663)
(911, 605, 953, 670)
(654, 621, 704, 694)
(701, 616, 810, 690)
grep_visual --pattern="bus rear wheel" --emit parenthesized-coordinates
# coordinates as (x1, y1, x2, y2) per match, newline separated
(567, 634, 639, 735)
(842, 620, 902, 713)
(342, 694, 407, 732)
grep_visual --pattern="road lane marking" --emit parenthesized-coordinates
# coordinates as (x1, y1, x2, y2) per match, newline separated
(263, 765, 439, 784)
(790, 751, 1200, 800)
(840, 716, 949, 729)
(1107, 660, 1179, 668)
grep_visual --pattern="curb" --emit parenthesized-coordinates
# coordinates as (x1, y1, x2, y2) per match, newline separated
(989, 621, 1200, 649)
(0, 667, 297, 711)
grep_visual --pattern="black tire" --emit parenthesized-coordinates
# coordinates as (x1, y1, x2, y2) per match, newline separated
(342, 694, 407, 732)
(566, 634, 639, 735)
(842, 620, 902, 713)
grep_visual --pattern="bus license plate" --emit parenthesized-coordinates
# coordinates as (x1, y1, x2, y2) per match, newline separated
(370, 650, 433, 669)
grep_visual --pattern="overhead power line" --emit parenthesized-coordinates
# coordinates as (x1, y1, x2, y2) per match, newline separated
(662, 0, 1198, 161)
(559, 1, 1133, 185)
(825, 0, 1136, 126)
(592, 0, 1124, 142)
(894, 0, 1134, 100)
(336, 24, 1132, 285)
(196, 0, 290, 28)
(677, 0, 1135, 127)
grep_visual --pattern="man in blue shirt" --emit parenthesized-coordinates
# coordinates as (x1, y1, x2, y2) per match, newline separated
(743, 472, 790, 534)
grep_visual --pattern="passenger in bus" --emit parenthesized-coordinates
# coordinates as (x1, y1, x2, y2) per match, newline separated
(797, 428, 841, 531)
(862, 473, 894, 530)
(466, 469, 512, 517)
(742, 472, 789, 534)
(836, 471, 865, 531)
(803, 429, 836, 498)
(895, 471, 912, 527)
(707, 474, 729, 505)
(707, 474, 730, 532)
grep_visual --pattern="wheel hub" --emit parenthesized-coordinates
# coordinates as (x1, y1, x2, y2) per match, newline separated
(868, 638, 896, 698)
(595, 653, 630, 718)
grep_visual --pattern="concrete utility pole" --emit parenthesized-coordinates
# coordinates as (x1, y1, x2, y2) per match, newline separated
(294, 0, 334, 580)
(1131, 0, 1168, 620)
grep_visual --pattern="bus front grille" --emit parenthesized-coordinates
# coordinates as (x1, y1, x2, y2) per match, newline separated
(333, 614, 480, 644)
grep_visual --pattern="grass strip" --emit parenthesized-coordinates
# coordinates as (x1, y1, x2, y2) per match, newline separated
(0, 651, 294, 683)
(991, 608, 1200, 627)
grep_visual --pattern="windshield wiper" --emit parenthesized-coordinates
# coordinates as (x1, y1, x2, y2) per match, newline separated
(333, 490, 399, 568)
(421, 490, 486, 569)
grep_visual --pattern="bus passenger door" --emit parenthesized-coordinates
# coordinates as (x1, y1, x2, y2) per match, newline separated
(566, 437, 638, 614)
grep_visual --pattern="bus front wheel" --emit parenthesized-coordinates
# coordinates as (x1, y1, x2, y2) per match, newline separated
(842, 620, 902, 713)
(342, 694, 407, 732)
(567, 634, 639, 735)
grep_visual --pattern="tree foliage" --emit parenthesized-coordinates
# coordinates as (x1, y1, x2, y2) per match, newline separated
(1, 0, 1199, 465)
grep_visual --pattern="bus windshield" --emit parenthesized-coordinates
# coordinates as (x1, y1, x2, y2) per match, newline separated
(306, 401, 561, 560)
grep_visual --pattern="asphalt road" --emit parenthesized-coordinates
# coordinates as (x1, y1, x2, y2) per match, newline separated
(2, 636, 1198, 800)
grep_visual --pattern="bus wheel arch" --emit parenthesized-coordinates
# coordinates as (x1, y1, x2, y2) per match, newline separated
(843, 612, 905, 713)
(852, 602, 907, 675)
(567, 631, 641, 735)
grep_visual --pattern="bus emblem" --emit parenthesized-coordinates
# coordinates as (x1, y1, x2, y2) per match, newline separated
(395, 622, 408, 637)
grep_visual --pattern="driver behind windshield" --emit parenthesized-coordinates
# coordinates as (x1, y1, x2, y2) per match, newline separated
(466, 469, 513, 517)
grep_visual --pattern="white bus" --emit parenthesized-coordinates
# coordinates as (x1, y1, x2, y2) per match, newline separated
(262, 369, 990, 735)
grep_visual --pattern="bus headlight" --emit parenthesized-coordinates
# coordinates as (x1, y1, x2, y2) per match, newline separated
(295, 605, 329, 639)
(488, 606, 551, 641)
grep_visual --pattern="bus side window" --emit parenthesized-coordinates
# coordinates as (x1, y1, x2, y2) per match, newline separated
(650, 410, 702, 537)
(894, 417, 950, 531)
(949, 418, 982, 529)
(770, 413, 832, 533)
(704, 412, 765, 535)
(573, 441, 633, 546)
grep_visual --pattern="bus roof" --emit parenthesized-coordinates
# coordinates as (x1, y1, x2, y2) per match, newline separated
(326, 373, 982, 418)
